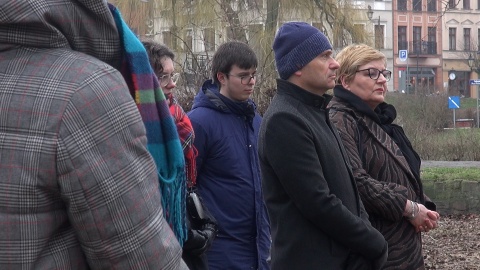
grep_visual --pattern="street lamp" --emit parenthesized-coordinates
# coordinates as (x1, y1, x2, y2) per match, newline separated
(367, 5, 374, 21)
(366, 5, 382, 52)
(468, 53, 476, 71)
(366, 5, 380, 26)
(467, 53, 480, 128)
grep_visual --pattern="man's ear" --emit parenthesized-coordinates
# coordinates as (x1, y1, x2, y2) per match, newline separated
(217, 72, 227, 85)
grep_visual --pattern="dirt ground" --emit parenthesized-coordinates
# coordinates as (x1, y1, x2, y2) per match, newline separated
(421, 161, 480, 269)
(423, 214, 480, 270)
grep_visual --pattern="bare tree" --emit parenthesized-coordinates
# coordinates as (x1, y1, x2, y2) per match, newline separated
(112, 0, 376, 111)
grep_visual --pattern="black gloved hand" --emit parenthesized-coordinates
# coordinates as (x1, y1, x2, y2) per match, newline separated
(183, 223, 217, 256)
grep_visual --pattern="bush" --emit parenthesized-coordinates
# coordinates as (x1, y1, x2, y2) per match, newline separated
(387, 93, 480, 161)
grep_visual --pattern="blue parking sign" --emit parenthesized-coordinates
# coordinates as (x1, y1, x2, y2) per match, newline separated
(448, 96, 460, 109)
(399, 50, 408, 62)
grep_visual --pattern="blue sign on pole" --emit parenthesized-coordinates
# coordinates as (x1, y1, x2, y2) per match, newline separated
(448, 96, 460, 109)
(470, 79, 480, 85)
(399, 50, 408, 62)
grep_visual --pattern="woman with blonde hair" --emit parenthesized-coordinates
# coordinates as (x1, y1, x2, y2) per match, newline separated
(328, 44, 440, 269)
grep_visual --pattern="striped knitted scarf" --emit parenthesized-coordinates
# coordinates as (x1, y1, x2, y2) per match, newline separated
(109, 4, 187, 245)
(166, 93, 197, 188)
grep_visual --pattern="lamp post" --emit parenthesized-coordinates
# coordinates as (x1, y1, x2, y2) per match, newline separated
(367, 5, 380, 49)
(416, 45, 419, 95)
(468, 53, 475, 71)
(366, 5, 380, 27)
(468, 53, 480, 127)
(367, 5, 374, 21)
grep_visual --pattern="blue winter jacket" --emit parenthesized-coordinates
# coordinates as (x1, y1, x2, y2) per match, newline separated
(187, 80, 270, 270)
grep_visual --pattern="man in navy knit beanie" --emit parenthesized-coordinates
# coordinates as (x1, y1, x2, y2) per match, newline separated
(258, 22, 388, 269)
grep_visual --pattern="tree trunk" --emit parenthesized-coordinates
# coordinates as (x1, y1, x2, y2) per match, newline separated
(220, 0, 247, 42)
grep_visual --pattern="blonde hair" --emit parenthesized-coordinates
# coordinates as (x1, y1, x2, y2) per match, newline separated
(335, 44, 387, 85)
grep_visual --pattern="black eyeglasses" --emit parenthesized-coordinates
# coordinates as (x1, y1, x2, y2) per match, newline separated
(228, 73, 257, 85)
(356, 68, 392, 82)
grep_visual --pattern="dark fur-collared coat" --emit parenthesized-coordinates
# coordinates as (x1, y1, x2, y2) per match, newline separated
(329, 87, 436, 270)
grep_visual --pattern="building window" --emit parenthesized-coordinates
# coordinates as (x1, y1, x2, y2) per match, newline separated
(236, 0, 264, 10)
(478, 0, 480, 9)
(427, 0, 437, 11)
(163, 31, 173, 49)
(184, 29, 193, 53)
(204, 28, 215, 51)
(246, 0, 263, 9)
(464, 28, 471, 50)
(375, 25, 384, 49)
(464, 0, 471, 9)
(427, 27, 437, 54)
(413, 0, 422, 11)
(449, 28, 456, 50)
(413, 26, 422, 53)
(398, 26, 407, 50)
(226, 26, 235, 41)
(478, 29, 480, 51)
(352, 24, 364, 43)
(398, 0, 407, 10)
(333, 24, 345, 48)
(449, 0, 456, 8)
(247, 24, 263, 53)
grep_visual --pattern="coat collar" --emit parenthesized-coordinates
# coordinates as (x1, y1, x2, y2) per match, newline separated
(276, 79, 332, 109)
(333, 85, 382, 123)
(329, 94, 419, 185)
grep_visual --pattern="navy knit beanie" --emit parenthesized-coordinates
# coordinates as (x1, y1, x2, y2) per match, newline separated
(273, 22, 333, 80)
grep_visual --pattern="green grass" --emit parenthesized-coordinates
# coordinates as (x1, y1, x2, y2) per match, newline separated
(460, 98, 479, 109)
(421, 167, 480, 181)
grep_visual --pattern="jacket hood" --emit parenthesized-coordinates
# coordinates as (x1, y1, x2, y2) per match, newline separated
(0, 0, 121, 70)
(191, 79, 229, 112)
(192, 79, 258, 117)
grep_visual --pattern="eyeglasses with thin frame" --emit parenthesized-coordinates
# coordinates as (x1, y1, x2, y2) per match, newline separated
(158, 73, 180, 87)
(356, 68, 392, 82)
(227, 73, 257, 85)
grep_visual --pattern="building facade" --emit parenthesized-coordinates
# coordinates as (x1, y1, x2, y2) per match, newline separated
(442, 0, 480, 98)
(392, 0, 443, 95)
(113, 0, 480, 98)
(351, 1, 394, 92)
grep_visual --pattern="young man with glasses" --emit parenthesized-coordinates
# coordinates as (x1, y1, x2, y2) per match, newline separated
(187, 41, 270, 270)
(258, 23, 388, 269)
